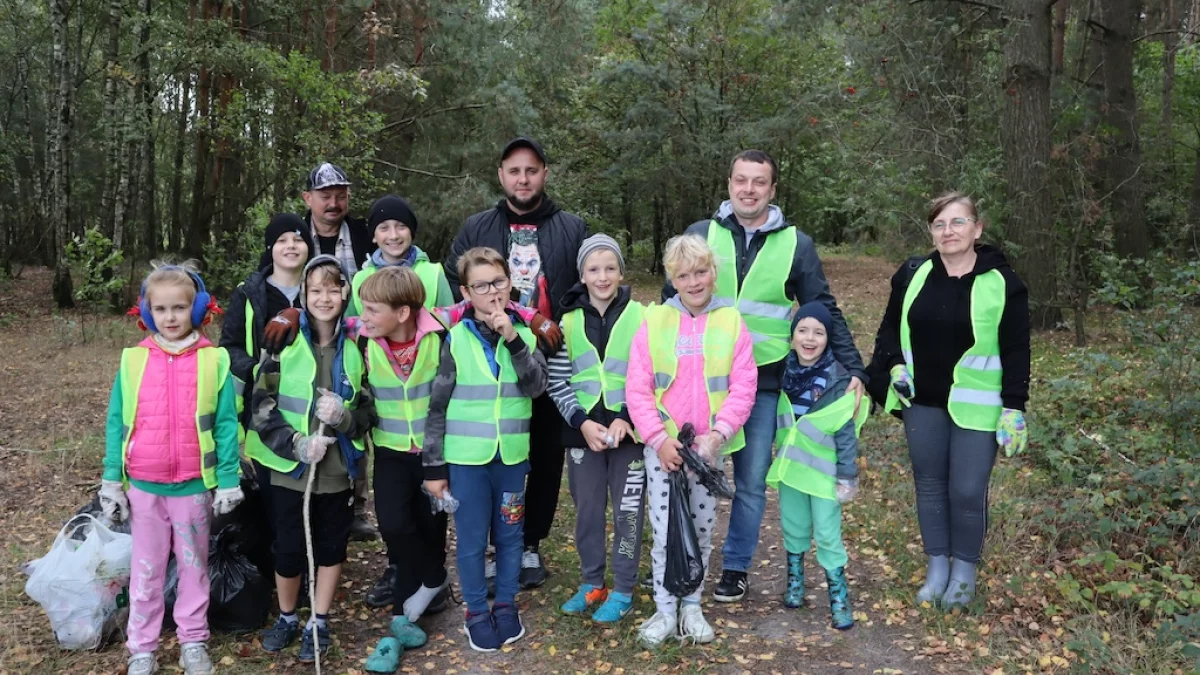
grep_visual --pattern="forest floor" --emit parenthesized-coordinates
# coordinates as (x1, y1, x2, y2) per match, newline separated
(0, 257, 1186, 675)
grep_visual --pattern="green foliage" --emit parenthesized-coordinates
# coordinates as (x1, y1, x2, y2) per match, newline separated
(64, 228, 125, 308)
(201, 201, 269, 298)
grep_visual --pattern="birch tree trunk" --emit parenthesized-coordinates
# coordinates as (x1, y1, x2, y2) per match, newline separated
(50, 0, 74, 307)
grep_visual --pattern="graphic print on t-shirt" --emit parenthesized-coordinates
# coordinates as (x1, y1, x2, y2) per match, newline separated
(508, 224, 549, 316)
(385, 337, 418, 381)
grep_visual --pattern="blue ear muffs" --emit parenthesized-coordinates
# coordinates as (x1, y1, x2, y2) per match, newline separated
(138, 267, 212, 333)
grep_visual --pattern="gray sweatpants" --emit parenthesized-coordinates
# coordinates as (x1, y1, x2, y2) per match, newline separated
(903, 404, 997, 564)
(566, 442, 646, 595)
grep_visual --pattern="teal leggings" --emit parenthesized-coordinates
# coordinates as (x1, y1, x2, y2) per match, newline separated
(779, 485, 847, 571)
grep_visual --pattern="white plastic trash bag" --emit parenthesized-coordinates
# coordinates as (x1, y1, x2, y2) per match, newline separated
(24, 512, 132, 649)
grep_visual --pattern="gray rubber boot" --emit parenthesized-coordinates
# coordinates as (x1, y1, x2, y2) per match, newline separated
(941, 559, 977, 607)
(915, 555, 951, 606)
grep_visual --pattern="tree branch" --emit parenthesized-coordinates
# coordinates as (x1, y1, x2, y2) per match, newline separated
(381, 103, 490, 133)
(908, 0, 1003, 12)
(1133, 29, 1200, 43)
(369, 158, 472, 180)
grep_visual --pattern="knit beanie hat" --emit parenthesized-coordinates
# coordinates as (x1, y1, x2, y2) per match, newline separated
(791, 300, 833, 334)
(261, 213, 314, 270)
(576, 233, 625, 275)
(368, 195, 419, 237)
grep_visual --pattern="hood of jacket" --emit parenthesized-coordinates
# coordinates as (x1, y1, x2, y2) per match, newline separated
(498, 196, 562, 226)
(663, 293, 734, 317)
(714, 200, 788, 235)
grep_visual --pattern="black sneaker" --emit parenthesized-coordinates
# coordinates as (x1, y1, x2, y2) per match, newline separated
(713, 570, 748, 602)
(297, 623, 332, 663)
(261, 616, 300, 653)
(366, 565, 397, 608)
(519, 546, 548, 589)
(348, 513, 378, 542)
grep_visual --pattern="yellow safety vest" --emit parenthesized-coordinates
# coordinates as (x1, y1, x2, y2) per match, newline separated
(562, 301, 646, 413)
(767, 386, 868, 500)
(887, 260, 1006, 432)
(443, 321, 537, 465)
(118, 345, 230, 489)
(366, 331, 441, 452)
(348, 259, 446, 317)
(645, 304, 746, 454)
(707, 220, 797, 366)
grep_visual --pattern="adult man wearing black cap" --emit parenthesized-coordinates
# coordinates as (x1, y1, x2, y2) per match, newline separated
(444, 137, 588, 588)
(302, 161, 378, 540)
(303, 162, 376, 280)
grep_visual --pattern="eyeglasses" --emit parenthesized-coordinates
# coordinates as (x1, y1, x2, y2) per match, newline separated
(468, 277, 511, 294)
(930, 217, 976, 231)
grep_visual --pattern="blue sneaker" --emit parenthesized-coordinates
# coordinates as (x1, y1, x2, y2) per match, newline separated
(390, 616, 427, 649)
(297, 623, 332, 663)
(591, 591, 633, 623)
(492, 603, 526, 645)
(261, 615, 300, 653)
(463, 611, 501, 652)
(560, 584, 608, 614)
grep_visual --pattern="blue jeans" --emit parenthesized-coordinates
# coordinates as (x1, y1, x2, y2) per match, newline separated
(720, 391, 779, 573)
(449, 458, 530, 614)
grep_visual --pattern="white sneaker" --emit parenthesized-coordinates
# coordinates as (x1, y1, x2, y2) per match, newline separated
(127, 653, 158, 675)
(679, 604, 715, 644)
(178, 642, 214, 675)
(637, 610, 678, 647)
(485, 558, 497, 579)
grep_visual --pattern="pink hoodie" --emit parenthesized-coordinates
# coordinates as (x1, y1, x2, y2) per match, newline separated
(627, 297, 758, 451)
(125, 335, 214, 484)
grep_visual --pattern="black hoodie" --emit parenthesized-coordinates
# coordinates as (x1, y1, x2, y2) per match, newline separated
(545, 283, 637, 448)
(871, 245, 1030, 411)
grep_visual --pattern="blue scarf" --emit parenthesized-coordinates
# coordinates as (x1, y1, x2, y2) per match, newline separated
(781, 348, 835, 416)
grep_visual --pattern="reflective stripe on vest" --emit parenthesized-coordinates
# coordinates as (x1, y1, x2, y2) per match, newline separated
(645, 304, 746, 454)
(118, 346, 229, 489)
(367, 331, 440, 452)
(563, 301, 646, 417)
(706, 220, 796, 366)
(444, 321, 537, 466)
(232, 296, 256, 444)
(349, 259, 445, 317)
(890, 260, 1006, 431)
(765, 389, 868, 500)
(244, 334, 366, 473)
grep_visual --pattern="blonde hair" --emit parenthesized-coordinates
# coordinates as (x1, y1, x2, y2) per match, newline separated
(457, 246, 509, 284)
(143, 259, 202, 305)
(927, 191, 978, 224)
(663, 234, 718, 279)
(359, 266, 426, 310)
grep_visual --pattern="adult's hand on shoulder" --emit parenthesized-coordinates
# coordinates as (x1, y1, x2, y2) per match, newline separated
(847, 376, 865, 413)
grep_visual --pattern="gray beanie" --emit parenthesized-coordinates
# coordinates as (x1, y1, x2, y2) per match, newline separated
(576, 233, 625, 275)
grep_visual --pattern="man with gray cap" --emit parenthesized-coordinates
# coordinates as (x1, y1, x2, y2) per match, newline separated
(303, 162, 376, 280)
(444, 137, 588, 588)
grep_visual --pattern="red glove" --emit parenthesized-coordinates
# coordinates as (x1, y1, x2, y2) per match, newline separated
(262, 308, 301, 355)
(529, 311, 563, 353)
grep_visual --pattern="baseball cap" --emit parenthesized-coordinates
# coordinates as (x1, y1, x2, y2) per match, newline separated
(500, 137, 547, 165)
(306, 162, 351, 191)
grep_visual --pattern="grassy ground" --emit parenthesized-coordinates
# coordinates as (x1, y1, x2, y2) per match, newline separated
(0, 258, 1195, 674)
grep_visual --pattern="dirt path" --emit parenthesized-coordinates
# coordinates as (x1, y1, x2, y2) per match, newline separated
(0, 257, 955, 675)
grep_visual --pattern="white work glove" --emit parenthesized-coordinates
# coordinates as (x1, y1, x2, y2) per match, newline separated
(694, 431, 724, 464)
(212, 486, 245, 516)
(294, 433, 337, 464)
(98, 479, 129, 523)
(836, 478, 859, 504)
(315, 388, 346, 427)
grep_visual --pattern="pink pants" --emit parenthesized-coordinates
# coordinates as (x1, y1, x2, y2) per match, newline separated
(126, 487, 212, 655)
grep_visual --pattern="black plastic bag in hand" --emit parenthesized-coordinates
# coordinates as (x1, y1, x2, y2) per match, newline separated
(676, 423, 734, 500)
(663, 469, 705, 597)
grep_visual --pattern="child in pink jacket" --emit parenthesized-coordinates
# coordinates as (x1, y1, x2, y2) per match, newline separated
(626, 234, 757, 647)
(99, 263, 243, 675)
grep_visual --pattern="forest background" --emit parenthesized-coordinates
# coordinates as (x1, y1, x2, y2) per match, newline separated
(1, 0, 1200, 672)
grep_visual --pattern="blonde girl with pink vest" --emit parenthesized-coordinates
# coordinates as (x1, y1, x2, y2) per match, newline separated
(98, 263, 243, 675)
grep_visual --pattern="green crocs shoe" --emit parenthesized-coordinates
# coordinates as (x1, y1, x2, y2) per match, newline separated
(390, 616, 427, 649)
(364, 637, 402, 673)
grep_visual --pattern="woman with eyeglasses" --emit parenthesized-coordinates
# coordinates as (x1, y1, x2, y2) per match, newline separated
(867, 191, 1030, 608)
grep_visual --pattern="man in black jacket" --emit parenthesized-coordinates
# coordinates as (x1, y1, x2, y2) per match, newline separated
(662, 150, 866, 603)
(302, 161, 377, 540)
(444, 137, 588, 589)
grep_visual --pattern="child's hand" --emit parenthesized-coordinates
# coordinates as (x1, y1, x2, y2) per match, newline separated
(607, 419, 633, 446)
(315, 388, 346, 426)
(657, 437, 684, 472)
(212, 486, 244, 515)
(484, 309, 518, 342)
(836, 478, 859, 504)
(581, 420, 610, 452)
(98, 480, 129, 523)
(694, 431, 724, 463)
(294, 433, 336, 464)
(262, 308, 301, 355)
(424, 479, 449, 500)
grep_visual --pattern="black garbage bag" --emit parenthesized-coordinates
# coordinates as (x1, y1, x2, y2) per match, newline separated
(163, 471, 273, 633)
(676, 423, 734, 500)
(71, 493, 132, 539)
(663, 468, 704, 597)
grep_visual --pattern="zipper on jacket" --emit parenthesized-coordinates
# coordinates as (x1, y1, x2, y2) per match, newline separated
(167, 353, 177, 481)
